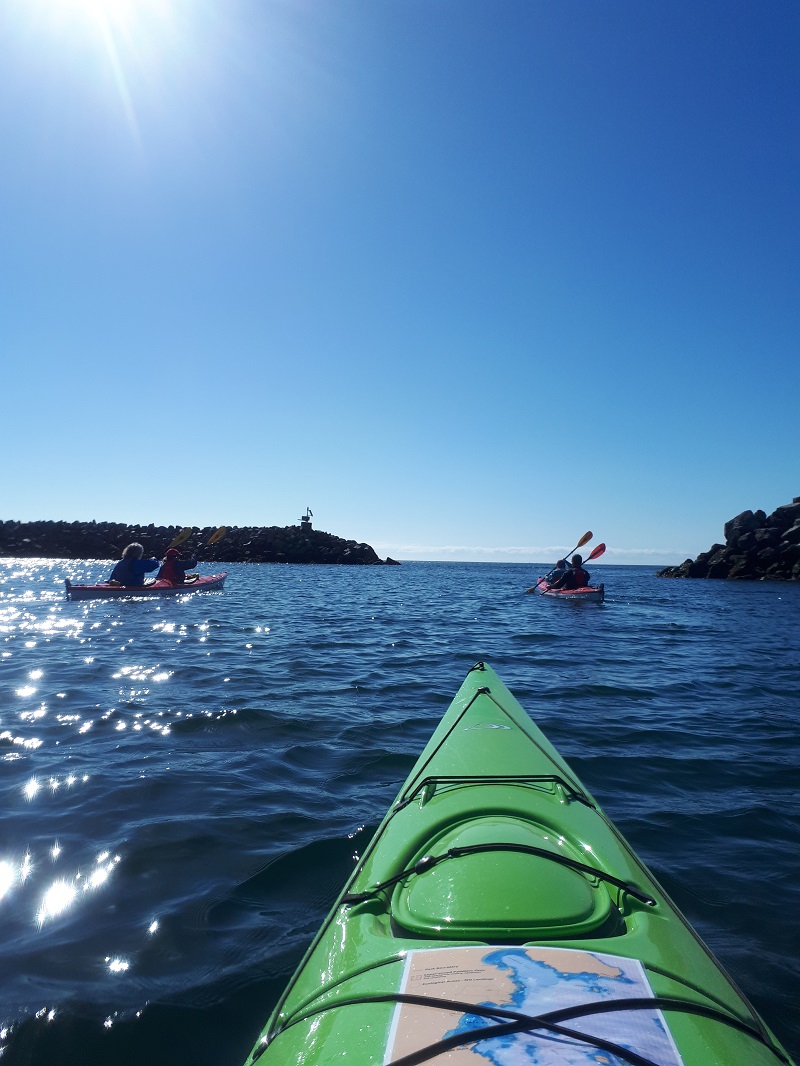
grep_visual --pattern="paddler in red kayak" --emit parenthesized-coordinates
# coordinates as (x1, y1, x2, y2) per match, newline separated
(551, 553, 590, 590)
(157, 547, 199, 586)
(108, 543, 160, 587)
(549, 558, 569, 583)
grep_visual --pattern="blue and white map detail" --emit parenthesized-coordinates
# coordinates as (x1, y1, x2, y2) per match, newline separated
(386, 946, 685, 1065)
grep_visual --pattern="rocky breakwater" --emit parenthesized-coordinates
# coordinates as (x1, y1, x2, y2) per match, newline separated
(0, 520, 400, 566)
(657, 497, 800, 580)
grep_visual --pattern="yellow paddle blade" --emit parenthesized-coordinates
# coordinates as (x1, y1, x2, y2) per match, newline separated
(168, 527, 194, 549)
(577, 530, 593, 548)
(207, 526, 227, 545)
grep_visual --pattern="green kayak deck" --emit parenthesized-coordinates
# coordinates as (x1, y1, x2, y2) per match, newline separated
(245, 662, 793, 1066)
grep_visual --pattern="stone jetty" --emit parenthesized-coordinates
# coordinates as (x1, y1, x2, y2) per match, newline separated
(657, 497, 800, 580)
(0, 520, 400, 566)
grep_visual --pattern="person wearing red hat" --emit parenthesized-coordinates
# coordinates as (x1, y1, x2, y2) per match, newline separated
(157, 546, 199, 586)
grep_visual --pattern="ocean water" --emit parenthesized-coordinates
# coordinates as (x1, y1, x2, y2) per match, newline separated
(1, 558, 798, 1065)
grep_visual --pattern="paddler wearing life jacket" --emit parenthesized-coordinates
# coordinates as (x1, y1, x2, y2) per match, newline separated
(108, 543, 160, 587)
(551, 553, 590, 590)
(549, 558, 569, 582)
(157, 547, 199, 586)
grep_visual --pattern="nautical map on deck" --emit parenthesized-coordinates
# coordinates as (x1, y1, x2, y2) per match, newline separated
(384, 945, 685, 1065)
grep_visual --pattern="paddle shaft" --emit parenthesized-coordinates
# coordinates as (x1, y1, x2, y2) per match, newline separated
(545, 531, 592, 579)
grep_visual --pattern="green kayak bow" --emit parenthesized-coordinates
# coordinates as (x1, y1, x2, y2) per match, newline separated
(244, 662, 794, 1066)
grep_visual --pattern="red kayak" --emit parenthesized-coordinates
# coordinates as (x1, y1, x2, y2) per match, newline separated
(65, 573, 227, 601)
(527, 577, 605, 602)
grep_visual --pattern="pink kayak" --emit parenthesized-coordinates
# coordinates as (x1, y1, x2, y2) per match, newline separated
(527, 577, 605, 602)
(65, 573, 227, 601)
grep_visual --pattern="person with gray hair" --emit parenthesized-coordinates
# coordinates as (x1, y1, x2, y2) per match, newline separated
(107, 543, 160, 587)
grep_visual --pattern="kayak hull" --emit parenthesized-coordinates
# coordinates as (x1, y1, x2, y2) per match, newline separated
(244, 662, 792, 1066)
(64, 573, 227, 600)
(528, 577, 605, 602)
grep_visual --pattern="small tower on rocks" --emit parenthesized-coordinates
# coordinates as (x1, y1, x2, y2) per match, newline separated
(299, 508, 313, 531)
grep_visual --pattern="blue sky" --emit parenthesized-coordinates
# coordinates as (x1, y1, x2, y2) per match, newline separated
(2, 0, 798, 565)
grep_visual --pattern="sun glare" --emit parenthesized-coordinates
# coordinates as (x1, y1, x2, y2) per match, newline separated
(22, 0, 176, 55)
(19, 0, 180, 145)
(41, 0, 162, 29)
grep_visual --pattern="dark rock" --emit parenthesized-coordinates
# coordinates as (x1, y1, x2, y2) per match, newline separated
(0, 520, 399, 566)
(755, 546, 780, 568)
(727, 555, 757, 579)
(658, 496, 800, 581)
(767, 501, 800, 531)
(734, 531, 758, 553)
(706, 559, 731, 579)
(754, 527, 780, 548)
(723, 510, 761, 541)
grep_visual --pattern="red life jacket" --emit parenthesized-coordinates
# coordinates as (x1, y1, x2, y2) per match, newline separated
(560, 567, 590, 589)
(158, 558, 183, 584)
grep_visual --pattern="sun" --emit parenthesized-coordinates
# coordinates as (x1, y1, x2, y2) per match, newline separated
(44, 0, 159, 28)
(19, 0, 181, 140)
(58, 0, 129, 16)
(22, 0, 173, 43)
(13, 0, 228, 152)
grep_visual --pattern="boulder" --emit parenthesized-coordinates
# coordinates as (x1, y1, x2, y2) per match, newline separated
(754, 527, 780, 548)
(723, 510, 762, 541)
(727, 555, 757, 580)
(766, 501, 800, 531)
(706, 559, 731, 579)
(658, 496, 800, 581)
(687, 558, 708, 578)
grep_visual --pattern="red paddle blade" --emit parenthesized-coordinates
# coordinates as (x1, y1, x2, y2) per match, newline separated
(587, 542, 606, 561)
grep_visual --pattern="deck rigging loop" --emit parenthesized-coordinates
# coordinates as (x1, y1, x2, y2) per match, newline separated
(342, 841, 656, 907)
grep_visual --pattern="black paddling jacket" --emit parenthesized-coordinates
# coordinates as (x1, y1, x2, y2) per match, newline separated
(559, 567, 590, 589)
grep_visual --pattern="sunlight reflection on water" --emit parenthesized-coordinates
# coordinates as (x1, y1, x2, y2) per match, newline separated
(0, 557, 798, 1065)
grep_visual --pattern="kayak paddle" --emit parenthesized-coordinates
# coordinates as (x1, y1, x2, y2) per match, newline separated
(167, 527, 194, 550)
(167, 526, 226, 555)
(545, 530, 592, 579)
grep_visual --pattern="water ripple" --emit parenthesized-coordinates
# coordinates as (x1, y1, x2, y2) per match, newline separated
(0, 558, 798, 1064)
